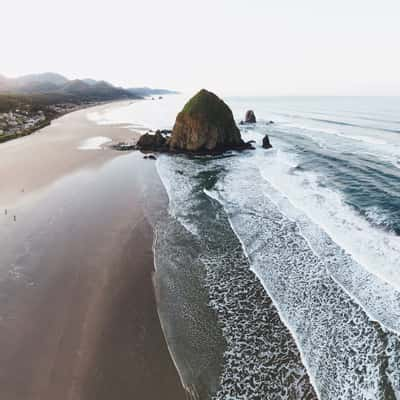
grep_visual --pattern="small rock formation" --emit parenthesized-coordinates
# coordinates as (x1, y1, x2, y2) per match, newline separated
(262, 134, 272, 149)
(245, 110, 256, 124)
(136, 131, 166, 150)
(111, 141, 136, 151)
(169, 89, 251, 153)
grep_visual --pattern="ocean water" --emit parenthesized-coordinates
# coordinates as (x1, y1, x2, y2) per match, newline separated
(91, 95, 400, 399)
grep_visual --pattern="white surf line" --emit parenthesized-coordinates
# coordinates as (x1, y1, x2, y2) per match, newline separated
(203, 188, 322, 400)
(257, 173, 400, 338)
(260, 165, 400, 328)
(258, 150, 400, 291)
(254, 181, 400, 396)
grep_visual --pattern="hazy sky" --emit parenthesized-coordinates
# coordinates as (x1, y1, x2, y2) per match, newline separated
(2, 0, 400, 95)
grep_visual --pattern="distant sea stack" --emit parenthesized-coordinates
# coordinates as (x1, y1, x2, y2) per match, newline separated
(169, 89, 250, 153)
(262, 134, 272, 149)
(245, 110, 256, 123)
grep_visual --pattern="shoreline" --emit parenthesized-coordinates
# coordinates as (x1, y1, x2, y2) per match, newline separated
(0, 98, 136, 145)
(0, 100, 140, 208)
(0, 103, 186, 399)
(152, 227, 200, 399)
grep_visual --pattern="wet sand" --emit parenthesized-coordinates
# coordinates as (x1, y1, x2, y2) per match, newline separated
(0, 101, 139, 207)
(0, 103, 186, 399)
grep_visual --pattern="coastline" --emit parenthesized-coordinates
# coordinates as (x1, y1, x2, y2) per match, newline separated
(0, 99, 134, 145)
(0, 103, 186, 399)
(0, 100, 139, 208)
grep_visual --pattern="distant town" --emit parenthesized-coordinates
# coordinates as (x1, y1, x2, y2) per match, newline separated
(0, 72, 178, 143)
(0, 102, 95, 143)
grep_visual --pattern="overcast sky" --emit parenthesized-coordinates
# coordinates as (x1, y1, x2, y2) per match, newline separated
(2, 0, 400, 95)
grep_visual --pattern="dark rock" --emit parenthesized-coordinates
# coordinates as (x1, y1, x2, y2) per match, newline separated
(148, 154, 157, 160)
(136, 131, 166, 150)
(169, 89, 250, 153)
(262, 134, 272, 149)
(111, 141, 136, 151)
(246, 141, 256, 149)
(245, 110, 256, 124)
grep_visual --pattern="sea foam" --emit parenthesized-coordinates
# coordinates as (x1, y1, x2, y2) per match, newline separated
(209, 154, 400, 399)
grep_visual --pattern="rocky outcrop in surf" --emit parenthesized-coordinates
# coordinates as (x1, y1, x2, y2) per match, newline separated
(136, 131, 166, 150)
(262, 134, 272, 149)
(245, 110, 256, 123)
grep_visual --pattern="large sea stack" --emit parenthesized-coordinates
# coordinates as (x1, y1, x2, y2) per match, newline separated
(169, 89, 249, 153)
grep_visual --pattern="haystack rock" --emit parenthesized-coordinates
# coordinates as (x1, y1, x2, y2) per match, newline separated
(245, 110, 256, 123)
(169, 89, 250, 153)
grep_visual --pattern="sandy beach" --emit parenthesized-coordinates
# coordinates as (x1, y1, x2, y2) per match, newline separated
(0, 102, 186, 400)
(0, 101, 142, 208)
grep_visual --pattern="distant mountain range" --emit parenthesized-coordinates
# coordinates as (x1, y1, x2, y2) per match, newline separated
(0, 72, 178, 102)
